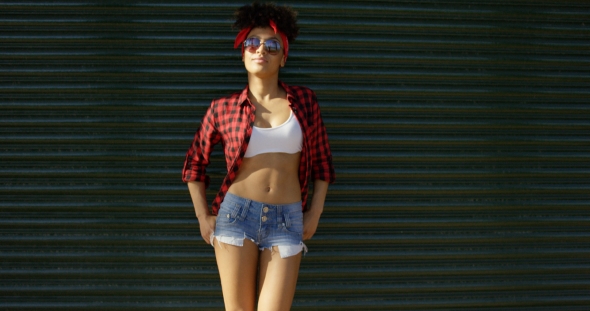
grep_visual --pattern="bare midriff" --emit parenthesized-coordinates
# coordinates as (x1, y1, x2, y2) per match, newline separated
(227, 152, 301, 205)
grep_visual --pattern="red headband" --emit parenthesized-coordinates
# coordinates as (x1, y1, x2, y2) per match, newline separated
(233, 20, 289, 61)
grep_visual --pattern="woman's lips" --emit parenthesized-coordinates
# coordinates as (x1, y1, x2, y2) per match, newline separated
(252, 58, 267, 63)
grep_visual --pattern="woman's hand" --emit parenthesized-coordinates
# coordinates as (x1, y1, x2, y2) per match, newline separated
(303, 180, 328, 240)
(302, 211, 320, 240)
(187, 182, 216, 245)
(197, 215, 217, 245)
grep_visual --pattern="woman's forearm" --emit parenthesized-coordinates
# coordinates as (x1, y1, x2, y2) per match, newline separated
(302, 179, 329, 240)
(187, 181, 210, 219)
(308, 179, 329, 217)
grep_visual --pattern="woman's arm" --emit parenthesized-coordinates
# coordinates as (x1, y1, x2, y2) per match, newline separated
(182, 100, 221, 186)
(303, 179, 329, 240)
(188, 181, 217, 245)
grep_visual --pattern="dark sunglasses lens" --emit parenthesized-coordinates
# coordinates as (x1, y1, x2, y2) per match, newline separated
(244, 38, 281, 54)
(265, 40, 281, 53)
(244, 37, 261, 48)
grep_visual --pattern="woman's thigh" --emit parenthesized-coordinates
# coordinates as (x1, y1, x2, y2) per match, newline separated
(257, 246, 302, 311)
(214, 238, 260, 311)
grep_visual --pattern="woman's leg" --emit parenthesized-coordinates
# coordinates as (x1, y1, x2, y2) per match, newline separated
(257, 246, 302, 311)
(214, 238, 260, 311)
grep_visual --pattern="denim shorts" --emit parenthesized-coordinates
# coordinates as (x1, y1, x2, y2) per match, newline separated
(211, 192, 307, 258)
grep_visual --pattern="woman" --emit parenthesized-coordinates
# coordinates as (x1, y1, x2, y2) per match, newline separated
(182, 2, 335, 310)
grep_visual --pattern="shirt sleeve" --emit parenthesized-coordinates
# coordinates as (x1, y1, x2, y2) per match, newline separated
(182, 100, 222, 188)
(309, 91, 336, 183)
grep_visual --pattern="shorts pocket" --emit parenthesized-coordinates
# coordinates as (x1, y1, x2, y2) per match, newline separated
(281, 208, 303, 234)
(218, 200, 248, 224)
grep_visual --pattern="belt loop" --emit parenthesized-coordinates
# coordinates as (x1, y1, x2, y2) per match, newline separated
(277, 204, 283, 223)
(284, 209, 291, 227)
(241, 198, 251, 220)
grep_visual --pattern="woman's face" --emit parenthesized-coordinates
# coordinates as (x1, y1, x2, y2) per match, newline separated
(242, 27, 286, 77)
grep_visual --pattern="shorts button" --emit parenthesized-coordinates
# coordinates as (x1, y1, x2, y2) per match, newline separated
(226, 214, 230, 218)
(261, 216, 267, 222)
(263, 206, 269, 213)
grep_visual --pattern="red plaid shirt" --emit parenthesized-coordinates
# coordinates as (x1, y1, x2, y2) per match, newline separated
(182, 81, 335, 215)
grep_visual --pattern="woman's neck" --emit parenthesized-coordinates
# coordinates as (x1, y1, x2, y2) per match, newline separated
(247, 75, 283, 104)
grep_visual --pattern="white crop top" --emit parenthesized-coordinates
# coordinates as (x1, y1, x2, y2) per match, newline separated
(244, 110, 303, 158)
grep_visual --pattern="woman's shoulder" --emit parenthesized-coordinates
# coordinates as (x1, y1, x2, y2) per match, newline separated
(206, 88, 249, 116)
(283, 84, 318, 111)
(211, 89, 247, 105)
(283, 82, 316, 97)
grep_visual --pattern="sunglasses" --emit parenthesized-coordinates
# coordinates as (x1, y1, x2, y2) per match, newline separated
(243, 37, 282, 54)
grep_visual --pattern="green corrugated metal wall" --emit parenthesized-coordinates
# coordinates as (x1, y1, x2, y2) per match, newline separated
(1, 0, 589, 310)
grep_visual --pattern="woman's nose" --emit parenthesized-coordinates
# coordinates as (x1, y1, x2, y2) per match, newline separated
(256, 42, 267, 54)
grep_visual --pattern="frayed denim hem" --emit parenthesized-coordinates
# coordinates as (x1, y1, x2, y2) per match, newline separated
(212, 234, 307, 258)
(210, 233, 255, 249)
(260, 242, 308, 259)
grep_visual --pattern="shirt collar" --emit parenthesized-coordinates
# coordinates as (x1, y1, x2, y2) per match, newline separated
(238, 80, 297, 106)
(238, 85, 250, 106)
(279, 80, 297, 104)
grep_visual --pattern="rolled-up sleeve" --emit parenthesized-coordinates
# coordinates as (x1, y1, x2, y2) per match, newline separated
(182, 100, 221, 188)
(309, 92, 336, 184)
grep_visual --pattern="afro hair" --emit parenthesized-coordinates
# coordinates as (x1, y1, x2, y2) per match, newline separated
(233, 2, 300, 43)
